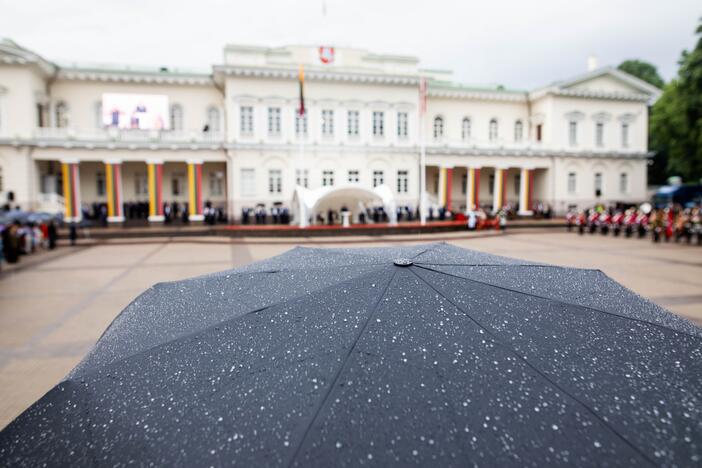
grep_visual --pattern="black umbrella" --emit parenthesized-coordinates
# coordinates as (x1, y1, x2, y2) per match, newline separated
(1, 243, 701, 467)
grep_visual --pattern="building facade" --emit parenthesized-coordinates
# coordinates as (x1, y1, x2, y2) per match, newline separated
(0, 39, 661, 223)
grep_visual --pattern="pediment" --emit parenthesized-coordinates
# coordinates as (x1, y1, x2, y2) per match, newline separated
(557, 67, 661, 98)
(563, 74, 642, 94)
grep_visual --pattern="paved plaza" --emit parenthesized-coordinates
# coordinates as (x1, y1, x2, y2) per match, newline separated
(1, 230, 701, 429)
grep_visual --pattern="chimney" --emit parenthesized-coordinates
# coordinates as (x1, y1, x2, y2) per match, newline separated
(587, 55, 598, 72)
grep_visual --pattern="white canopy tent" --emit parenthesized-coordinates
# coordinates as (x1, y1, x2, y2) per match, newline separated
(291, 184, 397, 227)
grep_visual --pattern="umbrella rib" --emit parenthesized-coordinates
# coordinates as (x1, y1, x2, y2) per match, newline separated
(413, 263, 581, 269)
(409, 267, 658, 467)
(413, 264, 702, 340)
(286, 269, 398, 468)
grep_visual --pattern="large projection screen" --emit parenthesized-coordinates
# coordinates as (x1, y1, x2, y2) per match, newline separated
(102, 93, 170, 130)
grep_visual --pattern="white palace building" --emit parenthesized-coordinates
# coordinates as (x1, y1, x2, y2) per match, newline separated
(0, 39, 661, 224)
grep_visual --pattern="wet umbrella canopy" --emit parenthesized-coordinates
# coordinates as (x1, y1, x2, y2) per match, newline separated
(1, 243, 701, 466)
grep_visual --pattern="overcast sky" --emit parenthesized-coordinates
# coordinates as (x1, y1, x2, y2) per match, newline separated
(1, 0, 699, 89)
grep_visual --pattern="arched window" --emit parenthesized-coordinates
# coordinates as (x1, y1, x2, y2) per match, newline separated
(433, 116, 444, 140)
(55, 102, 69, 128)
(462, 117, 471, 141)
(489, 119, 498, 141)
(514, 120, 523, 142)
(206, 106, 220, 133)
(170, 104, 183, 131)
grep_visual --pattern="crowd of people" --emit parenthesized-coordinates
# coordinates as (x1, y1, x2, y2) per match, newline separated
(241, 205, 291, 224)
(0, 209, 59, 269)
(82, 201, 227, 225)
(566, 204, 702, 244)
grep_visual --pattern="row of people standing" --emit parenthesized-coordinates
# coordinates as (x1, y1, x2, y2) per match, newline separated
(566, 204, 702, 244)
(241, 206, 291, 225)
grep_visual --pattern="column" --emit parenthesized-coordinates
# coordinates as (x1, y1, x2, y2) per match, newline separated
(187, 159, 204, 221)
(104, 159, 125, 223)
(437, 166, 447, 208)
(518, 167, 535, 215)
(61, 159, 82, 223)
(492, 166, 507, 212)
(466, 166, 481, 211)
(445, 167, 453, 211)
(147, 160, 165, 222)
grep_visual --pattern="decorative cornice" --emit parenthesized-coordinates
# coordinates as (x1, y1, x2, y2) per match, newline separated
(429, 88, 527, 103)
(554, 89, 651, 102)
(214, 65, 419, 86)
(565, 111, 585, 122)
(618, 113, 637, 124)
(56, 69, 213, 86)
(591, 112, 612, 123)
(0, 137, 224, 151)
(0, 137, 650, 160)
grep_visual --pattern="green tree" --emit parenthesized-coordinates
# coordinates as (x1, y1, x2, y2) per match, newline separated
(618, 59, 665, 89)
(650, 19, 702, 183)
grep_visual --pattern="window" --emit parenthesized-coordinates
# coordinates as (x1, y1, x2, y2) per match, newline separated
(567, 172, 577, 194)
(268, 107, 281, 135)
(268, 169, 282, 194)
(55, 102, 69, 128)
(568, 121, 578, 146)
(621, 123, 629, 148)
(240, 168, 255, 196)
(347, 110, 359, 137)
(206, 106, 221, 133)
(322, 109, 334, 137)
(96, 172, 105, 196)
(462, 118, 471, 141)
(295, 113, 308, 136)
(209, 171, 224, 196)
(397, 112, 408, 138)
(514, 120, 523, 142)
(397, 170, 409, 193)
(488, 175, 495, 195)
(295, 169, 309, 188)
(619, 172, 628, 194)
(489, 119, 498, 141)
(594, 172, 603, 195)
(37, 103, 46, 128)
(170, 104, 183, 131)
(240, 106, 253, 135)
(461, 173, 467, 194)
(348, 170, 360, 183)
(514, 174, 521, 195)
(322, 170, 334, 187)
(433, 116, 444, 140)
(94, 102, 103, 128)
(172, 174, 184, 196)
(134, 173, 148, 196)
(536, 124, 543, 142)
(596, 122, 604, 147)
(373, 170, 384, 187)
(372, 111, 384, 137)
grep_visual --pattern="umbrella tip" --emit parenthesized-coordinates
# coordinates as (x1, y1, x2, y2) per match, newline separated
(393, 258, 414, 267)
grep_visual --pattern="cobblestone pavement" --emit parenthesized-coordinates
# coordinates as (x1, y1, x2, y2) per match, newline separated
(1, 230, 700, 429)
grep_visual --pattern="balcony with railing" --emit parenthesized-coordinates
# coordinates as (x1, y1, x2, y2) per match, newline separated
(32, 127, 224, 144)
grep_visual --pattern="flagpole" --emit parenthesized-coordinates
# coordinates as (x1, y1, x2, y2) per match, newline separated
(298, 129, 308, 228)
(297, 64, 309, 228)
(419, 78, 427, 225)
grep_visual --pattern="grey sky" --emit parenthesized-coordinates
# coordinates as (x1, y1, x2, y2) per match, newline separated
(1, 0, 699, 89)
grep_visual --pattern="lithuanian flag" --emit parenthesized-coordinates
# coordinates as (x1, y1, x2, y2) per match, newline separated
(298, 64, 305, 116)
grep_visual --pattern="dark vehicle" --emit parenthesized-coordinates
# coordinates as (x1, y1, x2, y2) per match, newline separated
(652, 184, 702, 208)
